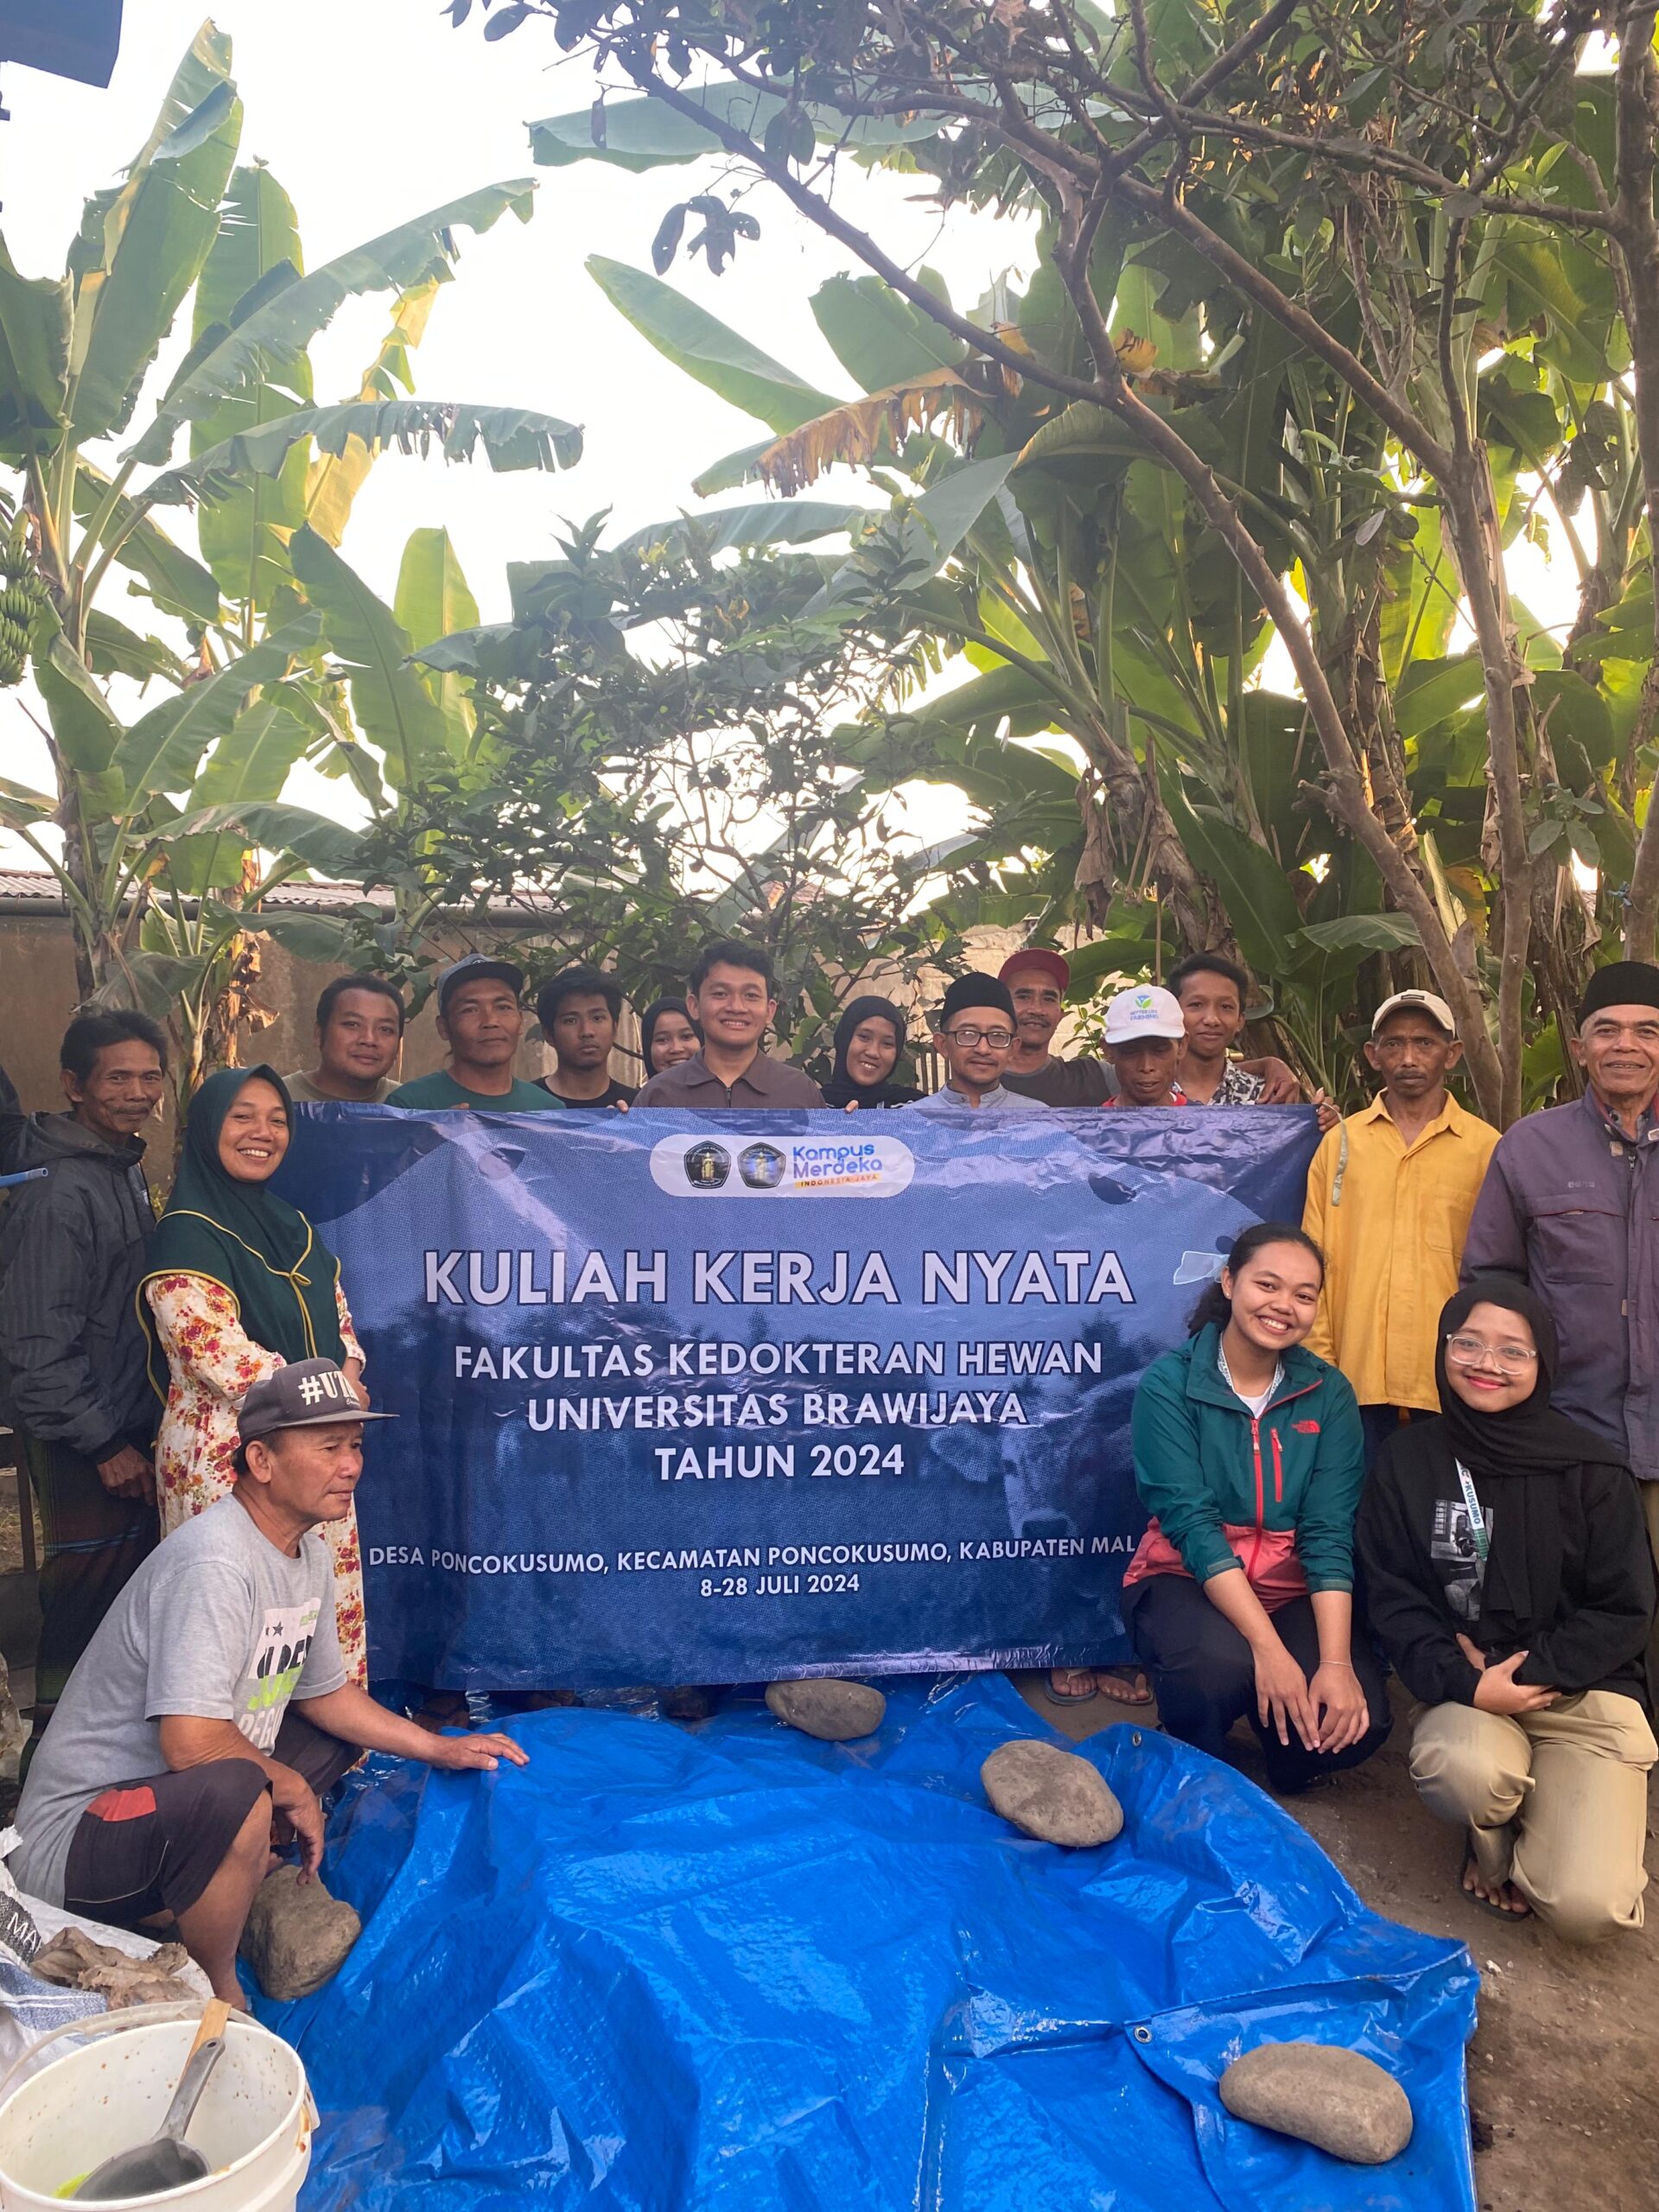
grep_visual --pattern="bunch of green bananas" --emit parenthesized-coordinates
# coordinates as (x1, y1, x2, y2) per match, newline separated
(0, 518, 44, 687)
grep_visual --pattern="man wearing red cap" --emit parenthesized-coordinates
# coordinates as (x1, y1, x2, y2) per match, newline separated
(998, 950, 1109, 1107)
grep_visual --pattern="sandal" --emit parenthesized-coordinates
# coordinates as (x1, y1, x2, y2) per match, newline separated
(1093, 1669, 1154, 1707)
(1043, 1670, 1099, 1705)
(1459, 1840, 1531, 1922)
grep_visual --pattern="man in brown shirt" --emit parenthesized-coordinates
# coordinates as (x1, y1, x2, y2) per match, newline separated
(632, 940, 825, 1108)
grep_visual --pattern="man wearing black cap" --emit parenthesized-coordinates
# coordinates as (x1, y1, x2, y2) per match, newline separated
(10, 1357, 526, 2005)
(1465, 963, 1659, 1606)
(387, 953, 564, 1111)
(902, 976, 1050, 1117)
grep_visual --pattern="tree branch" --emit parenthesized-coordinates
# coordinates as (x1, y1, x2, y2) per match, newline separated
(615, 58, 1112, 410)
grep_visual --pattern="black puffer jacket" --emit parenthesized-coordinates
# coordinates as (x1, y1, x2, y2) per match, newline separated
(0, 1113, 156, 1460)
(0, 1064, 22, 1175)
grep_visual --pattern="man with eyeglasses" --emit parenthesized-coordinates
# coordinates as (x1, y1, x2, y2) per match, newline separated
(1303, 991, 1499, 1465)
(902, 977, 1048, 1118)
(1465, 962, 1659, 1637)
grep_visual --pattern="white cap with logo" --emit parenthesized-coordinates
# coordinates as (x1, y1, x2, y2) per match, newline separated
(1103, 984, 1187, 1045)
(1370, 988, 1456, 1039)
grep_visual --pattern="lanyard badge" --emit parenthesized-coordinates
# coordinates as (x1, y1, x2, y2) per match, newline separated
(1454, 1462, 1490, 1564)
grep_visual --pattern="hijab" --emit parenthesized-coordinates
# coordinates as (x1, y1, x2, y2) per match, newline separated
(1435, 1276, 1627, 1480)
(822, 995, 919, 1109)
(640, 997, 699, 1077)
(143, 1066, 346, 1376)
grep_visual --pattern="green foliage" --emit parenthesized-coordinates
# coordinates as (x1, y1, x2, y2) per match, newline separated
(464, 0, 1659, 1116)
(0, 27, 575, 1102)
(365, 518, 963, 1038)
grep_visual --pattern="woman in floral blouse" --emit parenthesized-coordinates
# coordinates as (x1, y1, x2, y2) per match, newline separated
(139, 1067, 368, 1681)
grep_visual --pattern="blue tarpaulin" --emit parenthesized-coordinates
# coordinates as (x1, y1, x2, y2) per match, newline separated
(260, 1677, 1478, 2211)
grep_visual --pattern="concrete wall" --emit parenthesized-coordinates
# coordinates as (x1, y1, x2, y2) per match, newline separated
(0, 915, 82, 1123)
(0, 911, 652, 1125)
(1, 909, 1104, 1128)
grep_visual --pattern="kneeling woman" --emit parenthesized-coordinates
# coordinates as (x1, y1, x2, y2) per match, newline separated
(1357, 1280, 1656, 1940)
(1122, 1223, 1389, 1792)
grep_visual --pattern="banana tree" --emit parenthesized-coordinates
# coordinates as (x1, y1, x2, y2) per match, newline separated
(0, 22, 580, 1095)
(572, 249, 1476, 1099)
(455, 0, 1659, 1125)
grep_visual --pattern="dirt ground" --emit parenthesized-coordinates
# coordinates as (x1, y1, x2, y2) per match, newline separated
(1014, 1670, 1659, 2212)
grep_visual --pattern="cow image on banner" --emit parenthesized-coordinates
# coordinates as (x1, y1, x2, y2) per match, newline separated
(275, 1106, 1320, 1689)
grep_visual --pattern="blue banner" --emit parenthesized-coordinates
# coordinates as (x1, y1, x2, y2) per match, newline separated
(276, 1106, 1319, 1687)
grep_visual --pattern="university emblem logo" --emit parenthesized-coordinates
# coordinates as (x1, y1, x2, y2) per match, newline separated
(738, 1142, 787, 1190)
(683, 1141, 732, 1191)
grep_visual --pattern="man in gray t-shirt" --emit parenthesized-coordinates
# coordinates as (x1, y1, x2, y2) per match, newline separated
(11, 1496, 347, 1907)
(10, 1358, 527, 2005)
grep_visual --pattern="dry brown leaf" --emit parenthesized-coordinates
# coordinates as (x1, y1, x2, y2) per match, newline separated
(754, 368, 987, 495)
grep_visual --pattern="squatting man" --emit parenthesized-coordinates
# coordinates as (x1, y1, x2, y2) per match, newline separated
(10, 1358, 526, 2005)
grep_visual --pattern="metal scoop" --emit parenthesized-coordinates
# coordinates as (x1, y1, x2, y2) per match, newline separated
(75, 2002, 229, 2201)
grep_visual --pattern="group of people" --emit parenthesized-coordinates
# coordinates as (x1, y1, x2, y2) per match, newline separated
(1114, 960, 1659, 1946)
(3, 931, 1658, 2001)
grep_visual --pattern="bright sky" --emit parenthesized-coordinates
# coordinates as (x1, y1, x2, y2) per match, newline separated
(0, 1, 1023, 842)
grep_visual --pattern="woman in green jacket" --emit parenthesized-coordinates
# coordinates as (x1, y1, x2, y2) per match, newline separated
(1122, 1221, 1390, 1793)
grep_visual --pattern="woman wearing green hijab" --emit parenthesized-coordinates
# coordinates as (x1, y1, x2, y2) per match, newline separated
(140, 1067, 370, 1681)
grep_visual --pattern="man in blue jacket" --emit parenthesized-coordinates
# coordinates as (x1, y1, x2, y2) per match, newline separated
(0, 1012, 166, 1752)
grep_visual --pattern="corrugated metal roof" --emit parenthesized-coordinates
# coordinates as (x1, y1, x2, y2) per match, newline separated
(0, 868, 560, 920)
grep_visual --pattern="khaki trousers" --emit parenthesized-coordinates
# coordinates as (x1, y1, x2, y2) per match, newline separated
(1409, 1692, 1656, 1944)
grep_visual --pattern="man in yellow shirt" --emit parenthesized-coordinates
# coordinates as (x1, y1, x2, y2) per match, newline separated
(1303, 990, 1499, 1463)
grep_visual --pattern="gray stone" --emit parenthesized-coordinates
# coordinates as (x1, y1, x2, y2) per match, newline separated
(981, 1738, 1123, 1847)
(238, 1865, 361, 2001)
(0, 1651, 29, 1783)
(765, 1678, 886, 1741)
(1219, 2042, 1414, 2165)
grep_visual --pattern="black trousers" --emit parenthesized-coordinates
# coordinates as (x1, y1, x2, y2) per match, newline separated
(21, 1432, 156, 1748)
(1123, 1573, 1391, 1794)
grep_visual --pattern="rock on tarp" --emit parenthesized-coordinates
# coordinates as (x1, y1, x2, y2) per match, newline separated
(254, 1678, 1478, 2211)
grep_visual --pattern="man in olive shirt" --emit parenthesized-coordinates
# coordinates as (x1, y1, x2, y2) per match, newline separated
(387, 956, 565, 1112)
(285, 974, 405, 1104)
(633, 941, 824, 1108)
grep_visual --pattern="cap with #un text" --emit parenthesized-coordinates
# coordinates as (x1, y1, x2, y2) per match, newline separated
(236, 1358, 396, 1448)
(1103, 984, 1185, 1045)
(1371, 988, 1456, 1039)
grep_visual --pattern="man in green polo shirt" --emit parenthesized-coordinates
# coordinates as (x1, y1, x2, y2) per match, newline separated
(387, 956, 564, 1112)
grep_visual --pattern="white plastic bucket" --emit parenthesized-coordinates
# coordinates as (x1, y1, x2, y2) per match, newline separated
(0, 2003, 312, 2210)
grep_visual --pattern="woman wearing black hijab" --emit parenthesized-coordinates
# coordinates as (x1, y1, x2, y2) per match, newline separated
(821, 997, 919, 1110)
(639, 998, 701, 1078)
(1357, 1276, 1656, 1941)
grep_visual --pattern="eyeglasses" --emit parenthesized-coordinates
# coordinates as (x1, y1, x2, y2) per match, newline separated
(943, 1026, 1014, 1050)
(1444, 1333, 1537, 1373)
